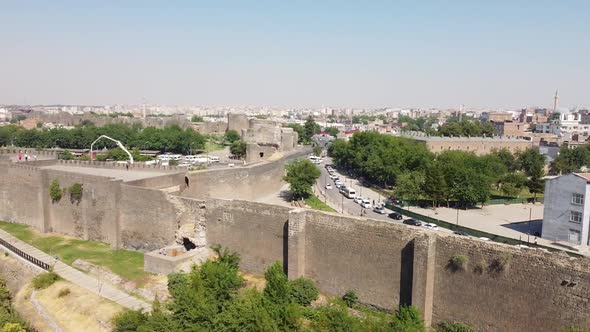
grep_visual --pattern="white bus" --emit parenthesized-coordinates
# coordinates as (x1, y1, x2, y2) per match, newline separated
(344, 188, 356, 199)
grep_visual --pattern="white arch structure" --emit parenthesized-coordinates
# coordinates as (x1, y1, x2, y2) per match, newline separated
(90, 135, 134, 164)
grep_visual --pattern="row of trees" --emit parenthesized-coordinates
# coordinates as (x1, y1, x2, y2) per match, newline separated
(0, 123, 206, 155)
(113, 246, 472, 332)
(550, 144, 590, 175)
(329, 131, 546, 207)
(436, 118, 496, 137)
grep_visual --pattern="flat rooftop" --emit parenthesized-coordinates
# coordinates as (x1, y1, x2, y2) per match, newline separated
(402, 134, 531, 142)
(40, 164, 168, 182)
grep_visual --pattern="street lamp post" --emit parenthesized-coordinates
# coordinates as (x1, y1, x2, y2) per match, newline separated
(456, 208, 459, 225)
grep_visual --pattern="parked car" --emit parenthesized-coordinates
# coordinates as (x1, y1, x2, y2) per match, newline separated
(339, 186, 347, 194)
(335, 182, 342, 189)
(388, 212, 403, 220)
(354, 196, 364, 204)
(403, 218, 422, 226)
(478, 237, 491, 241)
(361, 199, 371, 209)
(325, 183, 332, 190)
(373, 205, 386, 214)
(423, 223, 439, 231)
(454, 231, 470, 237)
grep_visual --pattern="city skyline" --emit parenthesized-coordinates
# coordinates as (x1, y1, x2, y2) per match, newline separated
(1, 1, 588, 109)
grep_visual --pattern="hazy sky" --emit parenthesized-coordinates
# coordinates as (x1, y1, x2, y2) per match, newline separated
(1, 1, 588, 109)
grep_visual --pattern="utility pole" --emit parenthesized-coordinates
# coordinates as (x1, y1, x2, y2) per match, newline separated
(341, 194, 344, 214)
(456, 208, 459, 225)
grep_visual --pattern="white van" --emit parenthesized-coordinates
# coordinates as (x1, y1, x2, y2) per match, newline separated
(157, 154, 171, 161)
(209, 156, 220, 163)
(168, 154, 182, 161)
(344, 188, 356, 199)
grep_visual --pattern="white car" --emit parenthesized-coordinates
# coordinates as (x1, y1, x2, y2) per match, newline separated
(354, 196, 363, 204)
(373, 205, 386, 214)
(423, 223, 439, 231)
(325, 183, 332, 190)
(335, 182, 342, 188)
(361, 199, 371, 209)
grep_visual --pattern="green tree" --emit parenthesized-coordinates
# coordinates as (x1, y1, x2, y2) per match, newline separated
(230, 140, 247, 159)
(283, 159, 321, 199)
(263, 262, 290, 305)
(224, 130, 241, 144)
(304, 116, 321, 143)
(213, 289, 279, 332)
(395, 172, 425, 206)
(424, 162, 448, 207)
(288, 278, 319, 306)
(527, 163, 545, 201)
(325, 127, 339, 137)
(112, 311, 148, 332)
(0, 323, 25, 332)
(517, 148, 546, 177)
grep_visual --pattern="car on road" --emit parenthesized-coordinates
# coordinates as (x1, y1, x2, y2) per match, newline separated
(354, 196, 363, 204)
(339, 186, 347, 194)
(423, 223, 439, 231)
(325, 183, 332, 190)
(403, 218, 422, 226)
(329, 174, 338, 180)
(388, 212, 403, 220)
(361, 199, 371, 209)
(478, 237, 490, 241)
(453, 231, 470, 237)
(373, 205, 386, 214)
(335, 182, 342, 189)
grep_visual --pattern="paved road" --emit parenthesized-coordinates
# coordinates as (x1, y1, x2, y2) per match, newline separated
(314, 157, 452, 234)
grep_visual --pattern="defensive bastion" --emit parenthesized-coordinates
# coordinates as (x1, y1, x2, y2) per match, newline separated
(0, 151, 589, 331)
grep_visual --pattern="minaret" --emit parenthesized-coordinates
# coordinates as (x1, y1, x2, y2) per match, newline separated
(553, 89, 559, 112)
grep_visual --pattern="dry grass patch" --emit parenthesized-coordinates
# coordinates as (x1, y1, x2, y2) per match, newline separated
(35, 280, 124, 332)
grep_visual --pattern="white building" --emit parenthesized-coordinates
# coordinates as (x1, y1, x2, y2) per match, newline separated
(536, 108, 590, 139)
(542, 173, 590, 246)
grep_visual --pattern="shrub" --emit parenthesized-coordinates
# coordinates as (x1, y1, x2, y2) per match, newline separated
(3, 252, 7, 257)
(489, 253, 513, 273)
(392, 305, 425, 332)
(112, 310, 148, 332)
(68, 183, 83, 204)
(32, 272, 60, 290)
(211, 245, 240, 269)
(263, 262, 290, 305)
(342, 290, 358, 308)
(448, 255, 469, 272)
(437, 321, 476, 332)
(57, 288, 71, 298)
(288, 277, 319, 306)
(49, 179, 62, 203)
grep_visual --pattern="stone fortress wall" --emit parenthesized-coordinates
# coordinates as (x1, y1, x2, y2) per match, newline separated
(1, 155, 590, 331)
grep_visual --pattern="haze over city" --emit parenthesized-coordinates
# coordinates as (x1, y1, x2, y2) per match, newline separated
(1, 0, 589, 109)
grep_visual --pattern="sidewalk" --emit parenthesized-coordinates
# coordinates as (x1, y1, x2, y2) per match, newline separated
(0, 229, 152, 312)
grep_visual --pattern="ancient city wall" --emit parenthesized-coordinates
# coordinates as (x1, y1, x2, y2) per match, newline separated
(300, 210, 422, 309)
(182, 148, 310, 200)
(2, 158, 590, 331)
(125, 172, 186, 190)
(432, 236, 590, 332)
(119, 184, 180, 250)
(0, 163, 45, 230)
(41, 169, 121, 246)
(202, 198, 290, 273)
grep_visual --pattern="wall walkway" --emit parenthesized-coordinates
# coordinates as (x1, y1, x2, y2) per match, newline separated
(0, 229, 151, 312)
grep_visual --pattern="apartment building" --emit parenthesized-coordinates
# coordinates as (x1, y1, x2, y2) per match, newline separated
(542, 173, 590, 246)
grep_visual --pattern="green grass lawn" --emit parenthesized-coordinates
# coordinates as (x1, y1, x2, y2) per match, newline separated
(205, 140, 225, 152)
(490, 188, 545, 199)
(0, 221, 148, 283)
(305, 195, 337, 212)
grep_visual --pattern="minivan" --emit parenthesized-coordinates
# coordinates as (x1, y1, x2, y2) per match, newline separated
(343, 188, 356, 199)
